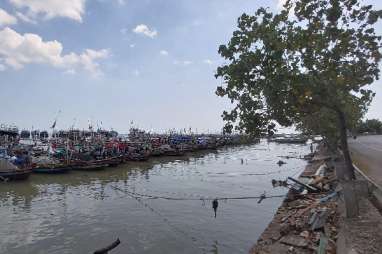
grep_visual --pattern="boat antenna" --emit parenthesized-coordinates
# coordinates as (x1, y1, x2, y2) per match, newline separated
(71, 118, 76, 130)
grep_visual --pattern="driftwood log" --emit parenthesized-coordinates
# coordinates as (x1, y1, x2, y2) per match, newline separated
(93, 239, 121, 254)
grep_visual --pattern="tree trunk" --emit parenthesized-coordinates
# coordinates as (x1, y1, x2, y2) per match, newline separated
(337, 110, 359, 217)
(337, 110, 355, 180)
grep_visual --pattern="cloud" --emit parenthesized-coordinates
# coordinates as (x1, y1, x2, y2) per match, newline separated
(160, 50, 168, 56)
(203, 59, 213, 65)
(0, 8, 17, 26)
(129, 44, 135, 48)
(133, 24, 158, 38)
(9, 0, 86, 22)
(0, 27, 109, 76)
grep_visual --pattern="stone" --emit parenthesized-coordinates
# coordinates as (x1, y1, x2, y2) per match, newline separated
(280, 235, 309, 248)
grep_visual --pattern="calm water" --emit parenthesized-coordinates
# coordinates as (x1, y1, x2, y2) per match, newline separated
(0, 140, 309, 254)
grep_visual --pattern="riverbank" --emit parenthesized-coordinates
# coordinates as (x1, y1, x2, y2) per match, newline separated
(250, 145, 340, 254)
(250, 143, 382, 254)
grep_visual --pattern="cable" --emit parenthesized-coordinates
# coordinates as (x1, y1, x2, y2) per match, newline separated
(111, 184, 209, 252)
(110, 185, 286, 201)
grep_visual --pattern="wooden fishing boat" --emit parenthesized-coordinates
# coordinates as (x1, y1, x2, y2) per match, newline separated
(95, 157, 123, 167)
(150, 148, 164, 156)
(0, 169, 32, 181)
(32, 165, 71, 174)
(31, 155, 72, 174)
(164, 149, 185, 156)
(74, 163, 108, 171)
(274, 137, 308, 144)
(124, 153, 149, 161)
(0, 159, 32, 181)
(70, 160, 109, 171)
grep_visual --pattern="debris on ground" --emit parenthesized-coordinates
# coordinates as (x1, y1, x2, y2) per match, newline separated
(251, 144, 339, 254)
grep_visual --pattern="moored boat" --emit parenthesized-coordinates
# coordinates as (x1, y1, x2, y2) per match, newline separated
(273, 137, 308, 144)
(73, 163, 108, 171)
(70, 159, 109, 171)
(32, 165, 71, 174)
(32, 156, 71, 174)
(0, 159, 32, 181)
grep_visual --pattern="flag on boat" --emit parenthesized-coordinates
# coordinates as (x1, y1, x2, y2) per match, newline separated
(51, 120, 56, 129)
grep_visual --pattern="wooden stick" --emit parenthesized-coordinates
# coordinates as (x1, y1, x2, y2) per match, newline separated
(93, 239, 121, 254)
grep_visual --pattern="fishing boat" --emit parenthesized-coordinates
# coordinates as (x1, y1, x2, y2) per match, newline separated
(32, 156, 71, 174)
(124, 152, 149, 161)
(273, 135, 308, 144)
(164, 147, 185, 156)
(32, 164, 71, 174)
(0, 159, 32, 181)
(71, 160, 109, 171)
(96, 156, 123, 167)
(74, 163, 108, 171)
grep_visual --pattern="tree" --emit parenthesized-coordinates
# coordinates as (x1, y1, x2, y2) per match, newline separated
(296, 102, 365, 151)
(215, 0, 382, 180)
(357, 118, 382, 134)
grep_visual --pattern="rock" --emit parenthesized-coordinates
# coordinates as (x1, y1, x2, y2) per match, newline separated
(300, 231, 310, 239)
(280, 235, 309, 248)
(280, 223, 291, 236)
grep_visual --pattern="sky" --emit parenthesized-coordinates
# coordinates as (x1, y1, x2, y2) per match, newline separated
(0, 0, 381, 134)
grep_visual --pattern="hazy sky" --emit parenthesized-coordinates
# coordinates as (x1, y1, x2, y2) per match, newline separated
(0, 0, 381, 133)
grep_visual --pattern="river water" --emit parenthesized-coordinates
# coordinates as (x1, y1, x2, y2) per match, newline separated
(0, 140, 309, 254)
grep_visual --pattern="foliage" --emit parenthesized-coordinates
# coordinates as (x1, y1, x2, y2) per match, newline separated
(215, 0, 382, 141)
(357, 118, 382, 134)
(297, 102, 364, 147)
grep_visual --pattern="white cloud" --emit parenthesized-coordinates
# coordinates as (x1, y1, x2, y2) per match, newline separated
(129, 44, 135, 48)
(0, 9, 17, 26)
(0, 63, 5, 71)
(203, 59, 213, 65)
(160, 50, 168, 56)
(9, 0, 86, 22)
(133, 24, 158, 38)
(0, 27, 109, 76)
(183, 60, 192, 65)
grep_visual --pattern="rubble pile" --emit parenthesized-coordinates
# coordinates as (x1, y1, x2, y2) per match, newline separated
(251, 146, 340, 254)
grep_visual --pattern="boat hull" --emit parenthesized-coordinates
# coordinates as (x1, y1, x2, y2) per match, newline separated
(72, 163, 108, 171)
(0, 169, 32, 181)
(32, 166, 71, 174)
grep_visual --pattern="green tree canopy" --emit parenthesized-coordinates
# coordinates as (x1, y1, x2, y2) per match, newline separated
(357, 118, 382, 134)
(215, 0, 382, 178)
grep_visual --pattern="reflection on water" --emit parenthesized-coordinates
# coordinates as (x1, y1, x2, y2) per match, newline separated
(0, 140, 309, 254)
